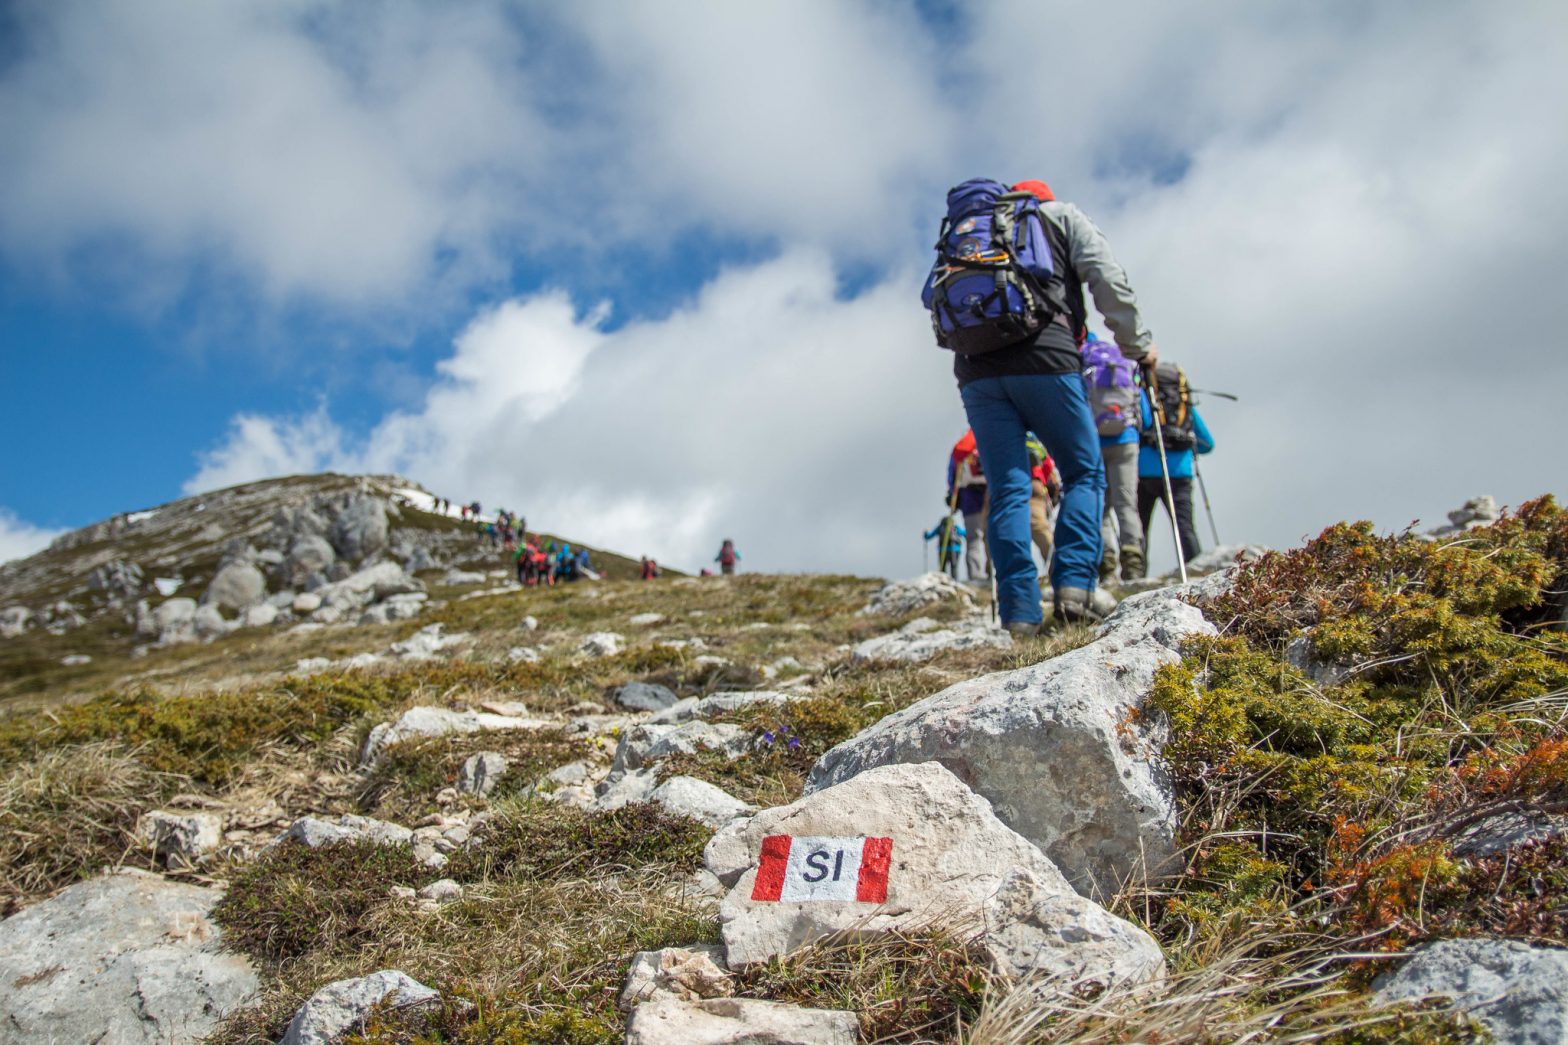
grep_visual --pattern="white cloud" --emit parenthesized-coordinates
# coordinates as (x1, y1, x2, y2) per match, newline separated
(0, 510, 64, 566)
(10, 2, 1566, 578)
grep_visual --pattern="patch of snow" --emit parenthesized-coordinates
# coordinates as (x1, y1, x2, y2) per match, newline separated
(153, 578, 182, 596)
(125, 510, 159, 524)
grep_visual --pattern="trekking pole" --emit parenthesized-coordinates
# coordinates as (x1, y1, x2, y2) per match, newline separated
(1144, 365, 1189, 584)
(1194, 457, 1221, 546)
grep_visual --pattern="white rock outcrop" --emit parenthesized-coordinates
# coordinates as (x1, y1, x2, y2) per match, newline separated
(858, 572, 975, 617)
(706, 762, 1164, 987)
(808, 586, 1218, 897)
(579, 631, 625, 657)
(851, 614, 1012, 663)
(135, 810, 224, 867)
(625, 997, 857, 1045)
(281, 969, 439, 1045)
(275, 814, 414, 848)
(361, 705, 552, 764)
(648, 691, 796, 725)
(619, 944, 731, 1011)
(1373, 938, 1568, 1045)
(610, 722, 753, 775)
(649, 776, 756, 828)
(0, 870, 258, 1045)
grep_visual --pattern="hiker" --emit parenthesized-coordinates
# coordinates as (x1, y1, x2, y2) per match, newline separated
(640, 556, 658, 581)
(575, 547, 593, 579)
(1027, 435, 1060, 570)
(921, 177, 1156, 630)
(924, 514, 966, 578)
(514, 541, 529, 584)
(557, 542, 577, 582)
(1082, 331, 1146, 582)
(715, 540, 740, 575)
(1137, 362, 1213, 571)
(946, 431, 990, 584)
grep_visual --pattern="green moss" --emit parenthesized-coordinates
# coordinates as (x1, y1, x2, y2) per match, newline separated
(1147, 496, 1568, 957)
(214, 840, 439, 963)
(445, 801, 711, 882)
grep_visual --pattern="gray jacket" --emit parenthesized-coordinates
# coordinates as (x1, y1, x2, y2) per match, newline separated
(1039, 200, 1153, 361)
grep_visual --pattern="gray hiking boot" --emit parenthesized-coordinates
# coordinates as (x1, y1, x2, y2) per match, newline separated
(1098, 550, 1117, 586)
(1002, 620, 1042, 637)
(1119, 545, 1146, 582)
(1053, 586, 1118, 625)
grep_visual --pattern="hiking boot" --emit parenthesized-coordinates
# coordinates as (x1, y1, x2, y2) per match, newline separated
(1119, 545, 1146, 582)
(1002, 620, 1042, 637)
(1098, 550, 1117, 586)
(1053, 586, 1118, 625)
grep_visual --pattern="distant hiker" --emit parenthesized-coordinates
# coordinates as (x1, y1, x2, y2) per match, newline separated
(921, 177, 1156, 629)
(1138, 362, 1213, 570)
(514, 542, 529, 584)
(715, 539, 740, 575)
(924, 514, 966, 578)
(640, 556, 658, 581)
(1082, 331, 1146, 582)
(946, 430, 990, 584)
(700, 568, 713, 577)
(1027, 435, 1060, 570)
(557, 542, 578, 582)
(575, 547, 593, 579)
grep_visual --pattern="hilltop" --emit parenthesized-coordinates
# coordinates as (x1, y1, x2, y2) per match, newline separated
(0, 473, 649, 710)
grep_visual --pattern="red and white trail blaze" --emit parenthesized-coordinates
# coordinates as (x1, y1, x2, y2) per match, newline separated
(750, 835, 892, 903)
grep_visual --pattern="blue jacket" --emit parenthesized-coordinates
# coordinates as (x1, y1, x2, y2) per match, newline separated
(1138, 390, 1213, 479)
(924, 518, 966, 552)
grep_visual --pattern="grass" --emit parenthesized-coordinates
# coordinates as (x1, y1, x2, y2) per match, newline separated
(357, 729, 592, 822)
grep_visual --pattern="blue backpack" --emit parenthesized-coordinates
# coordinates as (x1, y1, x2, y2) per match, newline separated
(921, 179, 1067, 355)
(1081, 333, 1142, 438)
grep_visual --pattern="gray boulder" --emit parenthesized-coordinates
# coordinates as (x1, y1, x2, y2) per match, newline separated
(201, 562, 267, 611)
(620, 945, 731, 1011)
(610, 721, 752, 775)
(152, 597, 199, 645)
(192, 604, 234, 640)
(136, 810, 224, 867)
(274, 814, 413, 848)
(0, 605, 31, 638)
(329, 495, 389, 562)
(358, 592, 428, 625)
(314, 562, 423, 615)
(281, 969, 439, 1045)
(625, 997, 856, 1045)
(0, 870, 258, 1044)
(242, 602, 280, 628)
(649, 776, 756, 828)
(457, 752, 509, 796)
(808, 586, 1218, 898)
(615, 681, 681, 712)
(706, 762, 1162, 985)
(1373, 938, 1568, 1045)
(292, 591, 322, 614)
(88, 559, 145, 600)
(851, 614, 1012, 663)
(283, 534, 337, 585)
(858, 572, 975, 617)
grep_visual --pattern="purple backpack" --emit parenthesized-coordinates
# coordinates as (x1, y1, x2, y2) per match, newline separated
(1081, 334, 1142, 438)
(921, 179, 1067, 355)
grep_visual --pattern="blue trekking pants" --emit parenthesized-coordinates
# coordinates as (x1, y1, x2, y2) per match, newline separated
(960, 373, 1106, 625)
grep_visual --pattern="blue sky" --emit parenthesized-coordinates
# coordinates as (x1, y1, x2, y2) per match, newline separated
(2, 1, 1565, 574)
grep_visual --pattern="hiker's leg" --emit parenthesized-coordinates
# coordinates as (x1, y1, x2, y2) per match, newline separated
(1137, 476, 1161, 551)
(1000, 374, 1104, 594)
(1030, 481, 1053, 567)
(1104, 442, 1142, 553)
(962, 509, 986, 581)
(1172, 477, 1201, 562)
(960, 379, 1039, 626)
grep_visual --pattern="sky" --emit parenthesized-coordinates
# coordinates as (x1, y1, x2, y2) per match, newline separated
(1, 0, 1565, 576)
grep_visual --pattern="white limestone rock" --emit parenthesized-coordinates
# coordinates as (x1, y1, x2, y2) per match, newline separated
(707, 762, 1163, 989)
(858, 572, 976, 617)
(274, 814, 413, 848)
(281, 969, 438, 1045)
(649, 776, 756, 828)
(201, 562, 267, 612)
(611, 721, 753, 775)
(361, 705, 552, 764)
(851, 614, 1011, 664)
(136, 810, 224, 867)
(0, 870, 258, 1045)
(619, 945, 731, 1011)
(809, 585, 1219, 897)
(1373, 938, 1568, 1045)
(625, 997, 857, 1045)
(579, 631, 625, 657)
(648, 690, 796, 725)
(457, 752, 509, 796)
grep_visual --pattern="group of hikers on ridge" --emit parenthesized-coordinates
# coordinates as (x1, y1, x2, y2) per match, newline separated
(921, 176, 1217, 633)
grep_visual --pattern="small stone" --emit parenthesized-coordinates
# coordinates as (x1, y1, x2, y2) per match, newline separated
(579, 631, 625, 657)
(629, 612, 666, 626)
(389, 886, 416, 900)
(416, 879, 463, 904)
(60, 653, 92, 666)
(281, 969, 439, 1045)
(520, 615, 539, 631)
(136, 811, 224, 866)
(620, 945, 731, 1011)
(457, 752, 509, 796)
(625, 997, 856, 1045)
(615, 680, 680, 712)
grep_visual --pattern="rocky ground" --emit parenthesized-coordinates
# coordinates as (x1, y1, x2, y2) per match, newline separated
(1, 480, 1565, 1044)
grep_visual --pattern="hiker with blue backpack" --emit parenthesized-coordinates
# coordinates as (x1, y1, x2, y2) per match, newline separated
(922, 178, 1156, 630)
(924, 515, 966, 578)
(1137, 362, 1214, 572)
(1082, 331, 1147, 583)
